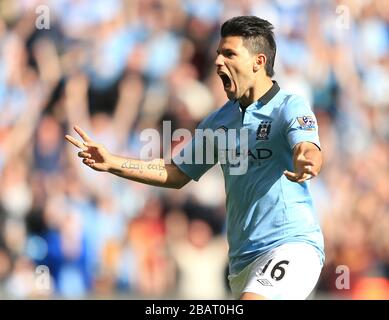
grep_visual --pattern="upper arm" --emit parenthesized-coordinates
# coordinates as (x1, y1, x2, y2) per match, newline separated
(171, 114, 218, 182)
(280, 95, 321, 151)
(165, 162, 192, 189)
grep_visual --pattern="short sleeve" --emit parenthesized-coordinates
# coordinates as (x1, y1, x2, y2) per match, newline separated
(281, 95, 321, 150)
(172, 116, 218, 182)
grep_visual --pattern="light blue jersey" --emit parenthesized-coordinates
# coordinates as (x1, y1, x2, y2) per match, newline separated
(173, 82, 324, 274)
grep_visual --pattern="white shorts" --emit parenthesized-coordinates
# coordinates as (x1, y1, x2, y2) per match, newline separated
(228, 242, 323, 300)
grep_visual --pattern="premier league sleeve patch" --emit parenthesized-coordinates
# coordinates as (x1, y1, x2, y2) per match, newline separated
(297, 116, 316, 131)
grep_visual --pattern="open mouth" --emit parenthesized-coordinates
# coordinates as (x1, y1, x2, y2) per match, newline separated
(218, 72, 232, 90)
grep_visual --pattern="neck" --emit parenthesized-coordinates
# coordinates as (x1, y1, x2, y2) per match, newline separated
(238, 77, 274, 107)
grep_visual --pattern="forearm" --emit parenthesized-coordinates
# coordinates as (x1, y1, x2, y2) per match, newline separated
(66, 125, 191, 188)
(294, 142, 322, 175)
(107, 155, 189, 189)
(303, 148, 322, 174)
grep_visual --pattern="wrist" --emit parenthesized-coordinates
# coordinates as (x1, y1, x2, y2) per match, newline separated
(106, 153, 119, 173)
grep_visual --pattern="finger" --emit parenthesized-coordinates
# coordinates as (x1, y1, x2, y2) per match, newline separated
(283, 170, 298, 182)
(65, 135, 87, 150)
(284, 170, 313, 183)
(297, 158, 315, 166)
(83, 158, 95, 165)
(296, 172, 313, 183)
(303, 165, 317, 176)
(74, 125, 93, 143)
(83, 141, 101, 149)
(78, 151, 91, 159)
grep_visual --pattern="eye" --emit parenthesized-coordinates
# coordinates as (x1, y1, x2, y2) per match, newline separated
(225, 51, 235, 58)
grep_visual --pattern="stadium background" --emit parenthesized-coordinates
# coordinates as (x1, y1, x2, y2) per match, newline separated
(0, 0, 388, 299)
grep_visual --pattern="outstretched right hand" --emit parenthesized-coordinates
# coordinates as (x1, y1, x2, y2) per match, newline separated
(65, 125, 112, 172)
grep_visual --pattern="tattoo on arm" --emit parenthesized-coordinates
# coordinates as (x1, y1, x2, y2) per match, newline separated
(121, 160, 142, 171)
(147, 163, 165, 171)
(121, 160, 166, 176)
(147, 161, 165, 176)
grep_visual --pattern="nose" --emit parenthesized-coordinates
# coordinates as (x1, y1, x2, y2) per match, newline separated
(215, 54, 224, 67)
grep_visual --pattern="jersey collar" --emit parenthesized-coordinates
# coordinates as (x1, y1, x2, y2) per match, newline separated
(257, 80, 280, 106)
(237, 80, 280, 112)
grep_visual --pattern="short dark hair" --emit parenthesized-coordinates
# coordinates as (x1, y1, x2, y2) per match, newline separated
(221, 16, 276, 77)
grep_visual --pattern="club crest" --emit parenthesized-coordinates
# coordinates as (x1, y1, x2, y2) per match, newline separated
(256, 121, 272, 140)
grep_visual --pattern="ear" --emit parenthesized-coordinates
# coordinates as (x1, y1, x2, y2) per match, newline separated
(254, 53, 266, 72)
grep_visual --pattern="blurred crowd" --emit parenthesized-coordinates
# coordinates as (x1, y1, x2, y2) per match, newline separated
(0, 0, 388, 299)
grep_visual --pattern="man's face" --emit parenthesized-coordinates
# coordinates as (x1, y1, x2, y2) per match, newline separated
(215, 36, 256, 100)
